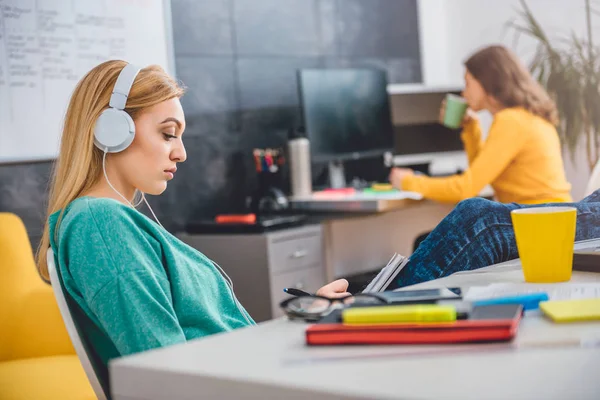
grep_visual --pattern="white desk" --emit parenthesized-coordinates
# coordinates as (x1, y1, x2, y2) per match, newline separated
(289, 186, 494, 213)
(289, 191, 424, 213)
(110, 240, 600, 400)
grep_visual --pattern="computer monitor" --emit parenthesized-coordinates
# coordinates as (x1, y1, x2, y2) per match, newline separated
(297, 69, 394, 187)
(387, 87, 466, 169)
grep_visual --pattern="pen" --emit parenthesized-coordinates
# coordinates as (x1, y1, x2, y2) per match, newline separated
(253, 149, 261, 172)
(283, 287, 311, 297)
(472, 292, 549, 311)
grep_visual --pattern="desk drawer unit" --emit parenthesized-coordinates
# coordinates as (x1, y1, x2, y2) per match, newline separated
(268, 230, 322, 274)
(177, 224, 325, 322)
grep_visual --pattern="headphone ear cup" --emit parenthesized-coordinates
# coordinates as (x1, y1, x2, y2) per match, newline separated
(94, 108, 135, 153)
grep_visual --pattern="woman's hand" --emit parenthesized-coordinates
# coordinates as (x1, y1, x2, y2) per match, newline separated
(316, 279, 350, 299)
(439, 99, 478, 127)
(389, 168, 414, 190)
(438, 99, 447, 123)
(463, 109, 478, 125)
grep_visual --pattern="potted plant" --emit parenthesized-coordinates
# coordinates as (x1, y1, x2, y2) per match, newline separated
(509, 0, 600, 171)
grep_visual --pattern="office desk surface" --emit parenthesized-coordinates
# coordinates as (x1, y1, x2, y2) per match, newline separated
(111, 241, 600, 400)
(289, 190, 423, 212)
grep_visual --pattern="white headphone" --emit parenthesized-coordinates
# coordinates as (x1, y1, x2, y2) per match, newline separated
(94, 63, 141, 153)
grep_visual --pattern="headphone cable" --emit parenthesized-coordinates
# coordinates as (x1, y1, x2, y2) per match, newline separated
(102, 150, 163, 228)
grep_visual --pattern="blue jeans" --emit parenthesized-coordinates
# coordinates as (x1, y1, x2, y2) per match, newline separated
(396, 190, 600, 287)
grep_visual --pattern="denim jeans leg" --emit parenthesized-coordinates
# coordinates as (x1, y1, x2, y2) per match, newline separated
(395, 197, 600, 288)
(581, 189, 600, 203)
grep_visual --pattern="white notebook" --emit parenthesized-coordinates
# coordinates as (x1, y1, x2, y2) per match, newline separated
(362, 253, 409, 293)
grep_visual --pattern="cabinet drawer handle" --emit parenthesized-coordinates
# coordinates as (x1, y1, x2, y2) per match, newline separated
(290, 250, 308, 259)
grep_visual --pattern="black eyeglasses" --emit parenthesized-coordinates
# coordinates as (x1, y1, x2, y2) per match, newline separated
(279, 293, 388, 321)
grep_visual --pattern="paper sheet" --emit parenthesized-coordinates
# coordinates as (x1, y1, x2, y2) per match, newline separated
(465, 283, 600, 301)
(362, 253, 408, 293)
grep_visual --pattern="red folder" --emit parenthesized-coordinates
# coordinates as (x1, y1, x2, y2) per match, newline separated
(306, 305, 523, 346)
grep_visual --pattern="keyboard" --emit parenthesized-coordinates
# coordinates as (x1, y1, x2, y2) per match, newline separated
(186, 214, 308, 234)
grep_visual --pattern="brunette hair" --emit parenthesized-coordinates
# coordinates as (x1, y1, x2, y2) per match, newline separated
(465, 45, 558, 125)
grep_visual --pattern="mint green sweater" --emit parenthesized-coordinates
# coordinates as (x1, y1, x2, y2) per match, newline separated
(49, 197, 254, 373)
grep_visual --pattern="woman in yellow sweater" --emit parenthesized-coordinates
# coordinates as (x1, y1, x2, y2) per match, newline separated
(390, 45, 572, 204)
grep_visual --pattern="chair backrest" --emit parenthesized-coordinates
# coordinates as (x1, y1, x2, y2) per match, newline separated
(0, 212, 69, 361)
(585, 158, 600, 197)
(47, 248, 108, 400)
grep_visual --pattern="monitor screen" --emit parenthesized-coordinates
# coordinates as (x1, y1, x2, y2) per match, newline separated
(297, 69, 394, 163)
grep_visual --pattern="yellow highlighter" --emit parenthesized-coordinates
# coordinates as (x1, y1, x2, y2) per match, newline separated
(342, 304, 457, 325)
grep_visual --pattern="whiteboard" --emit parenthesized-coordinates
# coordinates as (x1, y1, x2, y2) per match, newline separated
(0, 0, 175, 163)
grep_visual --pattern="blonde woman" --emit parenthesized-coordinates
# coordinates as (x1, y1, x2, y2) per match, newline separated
(37, 61, 600, 391)
(37, 61, 346, 385)
(390, 45, 572, 204)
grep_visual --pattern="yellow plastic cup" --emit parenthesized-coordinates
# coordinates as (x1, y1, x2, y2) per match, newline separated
(511, 207, 577, 283)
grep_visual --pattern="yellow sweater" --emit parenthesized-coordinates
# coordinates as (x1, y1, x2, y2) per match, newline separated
(402, 108, 572, 204)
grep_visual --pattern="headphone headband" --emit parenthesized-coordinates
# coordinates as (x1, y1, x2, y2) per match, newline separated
(109, 63, 141, 110)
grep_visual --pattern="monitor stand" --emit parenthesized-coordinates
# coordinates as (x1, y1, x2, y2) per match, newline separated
(328, 161, 346, 189)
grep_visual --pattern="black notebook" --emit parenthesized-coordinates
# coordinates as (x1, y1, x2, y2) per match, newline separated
(573, 248, 600, 273)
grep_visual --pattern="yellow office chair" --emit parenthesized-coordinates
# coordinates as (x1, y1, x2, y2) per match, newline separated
(0, 212, 95, 400)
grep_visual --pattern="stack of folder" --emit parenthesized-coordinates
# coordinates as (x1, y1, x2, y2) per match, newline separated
(306, 303, 524, 346)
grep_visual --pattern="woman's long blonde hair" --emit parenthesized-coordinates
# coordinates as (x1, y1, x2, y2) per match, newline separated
(36, 60, 185, 281)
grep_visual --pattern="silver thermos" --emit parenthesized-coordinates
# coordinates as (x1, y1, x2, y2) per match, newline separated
(288, 130, 312, 198)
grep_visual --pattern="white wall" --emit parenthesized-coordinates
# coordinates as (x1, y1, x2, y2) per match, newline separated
(417, 0, 452, 86)
(418, 0, 597, 200)
(444, 0, 598, 86)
